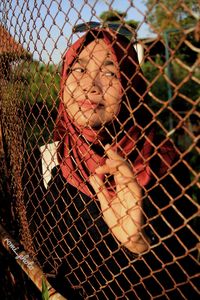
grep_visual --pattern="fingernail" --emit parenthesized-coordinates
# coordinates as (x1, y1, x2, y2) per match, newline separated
(104, 144, 111, 150)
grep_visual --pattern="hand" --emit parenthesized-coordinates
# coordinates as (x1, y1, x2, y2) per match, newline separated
(89, 144, 149, 254)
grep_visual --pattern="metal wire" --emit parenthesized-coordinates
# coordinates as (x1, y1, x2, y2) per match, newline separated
(0, 0, 199, 299)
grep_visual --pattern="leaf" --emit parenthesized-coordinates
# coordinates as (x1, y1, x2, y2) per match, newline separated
(42, 276, 50, 300)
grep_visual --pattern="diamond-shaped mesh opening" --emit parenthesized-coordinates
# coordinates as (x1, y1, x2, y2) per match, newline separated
(0, 0, 199, 299)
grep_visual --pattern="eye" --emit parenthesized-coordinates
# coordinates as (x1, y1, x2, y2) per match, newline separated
(72, 67, 85, 73)
(104, 71, 117, 77)
(68, 62, 86, 75)
(101, 66, 118, 78)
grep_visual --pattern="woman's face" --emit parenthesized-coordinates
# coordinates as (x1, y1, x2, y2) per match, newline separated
(63, 39, 121, 127)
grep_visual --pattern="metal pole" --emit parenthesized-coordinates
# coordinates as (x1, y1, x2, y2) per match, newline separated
(164, 30, 173, 131)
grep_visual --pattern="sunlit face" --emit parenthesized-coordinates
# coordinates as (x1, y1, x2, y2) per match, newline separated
(63, 39, 121, 128)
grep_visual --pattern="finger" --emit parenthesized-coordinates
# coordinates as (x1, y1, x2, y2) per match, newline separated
(89, 175, 119, 229)
(96, 157, 138, 189)
(98, 144, 132, 176)
(116, 181, 142, 203)
(89, 174, 111, 207)
(104, 144, 125, 162)
(95, 160, 127, 175)
(104, 145, 135, 177)
(105, 158, 134, 179)
(95, 164, 110, 174)
(115, 175, 134, 185)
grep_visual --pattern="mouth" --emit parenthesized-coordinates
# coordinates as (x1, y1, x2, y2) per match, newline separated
(77, 99, 104, 110)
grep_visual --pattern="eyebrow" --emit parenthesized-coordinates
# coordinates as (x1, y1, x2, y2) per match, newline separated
(76, 58, 115, 67)
(76, 58, 87, 64)
(103, 60, 115, 67)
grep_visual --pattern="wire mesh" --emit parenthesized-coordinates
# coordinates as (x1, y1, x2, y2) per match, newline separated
(0, 0, 199, 299)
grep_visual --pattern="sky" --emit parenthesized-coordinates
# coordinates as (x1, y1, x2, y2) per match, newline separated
(1, 0, 153, 64)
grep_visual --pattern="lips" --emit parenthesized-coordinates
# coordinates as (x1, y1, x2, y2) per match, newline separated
(77, 99, 103, 109)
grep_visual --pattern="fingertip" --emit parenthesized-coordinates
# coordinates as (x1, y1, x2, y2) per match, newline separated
(104, 144, 111, 151)
(95, 167, 102, 174)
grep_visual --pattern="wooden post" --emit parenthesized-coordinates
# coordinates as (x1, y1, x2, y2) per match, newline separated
(0, 224, 67, 300)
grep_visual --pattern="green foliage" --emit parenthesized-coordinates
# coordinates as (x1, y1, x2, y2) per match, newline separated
(99, 9, 138, 41)
(19, 61, 61, 147)
(145, 0, 198, 31)
(141, 55, 199, 185)
(142, 56, 168, 100)
(141, 56, 200, 129)
(99, 9, 138, 30)
(21, 61, 60, 106)
(141, 57, 172, 130)
(42, 276, 50, 300)
(126, 20, 139, 29)
(99, 10, 127, 22)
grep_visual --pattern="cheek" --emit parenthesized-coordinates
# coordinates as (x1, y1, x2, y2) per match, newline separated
(63, 78, 77, 105)
(104, 83, 121, 110)
(63, 88, 72, 106)
(112, 100, 121, 117)
(107, 85, 121, 120)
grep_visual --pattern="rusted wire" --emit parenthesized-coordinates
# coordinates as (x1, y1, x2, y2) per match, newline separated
(0, 0, 199, 299)
(0, 224, 66, 300)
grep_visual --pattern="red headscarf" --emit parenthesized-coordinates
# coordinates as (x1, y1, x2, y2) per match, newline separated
(54, 29, 176, 197)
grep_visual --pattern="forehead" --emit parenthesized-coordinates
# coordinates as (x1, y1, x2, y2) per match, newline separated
(78, 39, 113, 61)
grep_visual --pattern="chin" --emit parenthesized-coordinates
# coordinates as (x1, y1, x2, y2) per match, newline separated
(74, 113, 102, 127)
(82, 120, 102, 128)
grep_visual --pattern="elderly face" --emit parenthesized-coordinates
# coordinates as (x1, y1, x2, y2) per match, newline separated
(63, 39, 121, 128)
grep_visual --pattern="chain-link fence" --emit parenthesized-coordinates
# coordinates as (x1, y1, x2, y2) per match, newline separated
(0, 0, 199, 299)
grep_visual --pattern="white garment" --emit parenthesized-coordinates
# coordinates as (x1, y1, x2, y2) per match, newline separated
(40, 142, 59, 189)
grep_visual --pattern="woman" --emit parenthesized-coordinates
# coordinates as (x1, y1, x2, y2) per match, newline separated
(24, 27, 199, 299)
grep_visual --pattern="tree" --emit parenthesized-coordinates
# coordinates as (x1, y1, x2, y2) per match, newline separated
(145, 0, 199, 32)
(142, 1, 199, 186)
(100, 10, 126, 22)
(99, 9, 139, 30)
(8, 60, 61, 147)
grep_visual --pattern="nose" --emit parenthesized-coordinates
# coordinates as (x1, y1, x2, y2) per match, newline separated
(82, 71, 102, 95)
